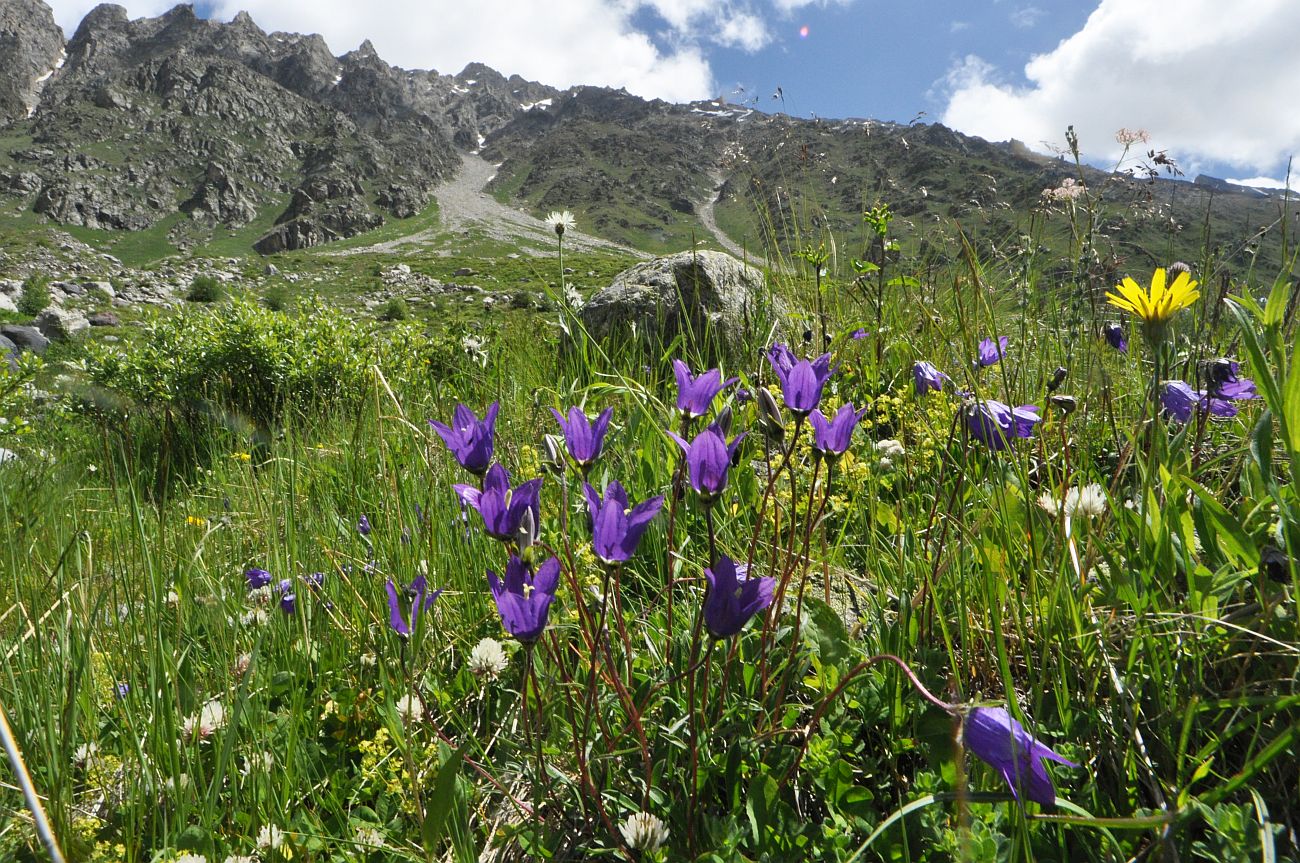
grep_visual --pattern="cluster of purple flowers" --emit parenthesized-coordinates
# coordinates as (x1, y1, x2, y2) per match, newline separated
(243, 567, 327, 615)
(1160, 359, 1258, 423)
(913, 337, 1043, 450)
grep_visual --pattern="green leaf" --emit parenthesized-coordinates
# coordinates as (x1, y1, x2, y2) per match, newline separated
(1263, 275, 1290, 329)
(1186, 478, 1260, 569)
(800, 597, 852, 667)
(421, 739, 468, 852)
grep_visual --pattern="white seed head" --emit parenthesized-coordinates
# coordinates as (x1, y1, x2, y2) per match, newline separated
(619, 811, 669, 853)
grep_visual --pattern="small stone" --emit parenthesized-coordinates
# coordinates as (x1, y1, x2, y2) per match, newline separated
(88, 311, 121, 327)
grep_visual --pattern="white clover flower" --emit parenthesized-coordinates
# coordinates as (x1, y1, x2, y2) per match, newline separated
(222, 856, 255, 863)
(174, 855, 207, 863)
(183, 700, 227, 741)
(240, 608, 269, 626)
(468, 637, 509, 679)
(545, 210, 575, 236)
(72, 742, 99, 765)
(241, 751, 273, 775)
(395, 693, 423, 723)
(1063, 483, 1106, 519)
(875, 439, 905, 459)
(256, 825, 286, 850)
(1037, 492, 1062, 515)
(353, 826, 384, 848)
(619, 812, 669, 853)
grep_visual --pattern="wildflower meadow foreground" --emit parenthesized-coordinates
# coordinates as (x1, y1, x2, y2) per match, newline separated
(1, 203, 1298, 863)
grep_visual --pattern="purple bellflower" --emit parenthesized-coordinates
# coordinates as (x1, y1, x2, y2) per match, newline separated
(454, 463, 543, 543)
(550, 406, 614, 469)
(1102, 323, 1128, 353)
(274, 578, 296, 614)
(386, 574, 442, 637)
(673, 359, 737, 418)
(667, 425, 747, 503)
(914, 361, 949, 396)
(703, 554, 775, 639)
(245, 568, 272, 591)
(357, 514, 372, 537)
(767, 343, 833, 415)
(1204, 359, 1258, 401)
(965, 706, 1078, 807)
(809, 403, 867, 458)
(965, 399, 1041, 450)
(976, 336, 1009, 368)
(488, 554, 561, 644)
(1161, 374, 1257, 423)
(429, 402, 499, 476)
(582, 481, 664, 564)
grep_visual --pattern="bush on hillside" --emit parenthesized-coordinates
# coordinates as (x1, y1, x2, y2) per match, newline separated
(186, 274, 225, 303)
(17, 274, 51, 317)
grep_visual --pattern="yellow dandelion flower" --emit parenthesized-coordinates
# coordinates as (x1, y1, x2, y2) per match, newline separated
(1105, 267, 1199, 326)
(186, 515, 206, 528)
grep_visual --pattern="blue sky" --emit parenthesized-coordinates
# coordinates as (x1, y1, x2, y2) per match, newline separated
(45, 0, 1300, 187)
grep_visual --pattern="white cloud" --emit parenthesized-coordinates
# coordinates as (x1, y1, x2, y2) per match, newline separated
(1227, 176, 1293, 190)
(939, 0, 1300, 175)
(1008, 6, 1044, 29)
(42, 1, 801, 104)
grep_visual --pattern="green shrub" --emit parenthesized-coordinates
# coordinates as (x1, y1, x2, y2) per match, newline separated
(186, 274, 224, 303)
(378, 296, 409, 321)
(262, 285, 292, 312)
(17, 274, 51, 316)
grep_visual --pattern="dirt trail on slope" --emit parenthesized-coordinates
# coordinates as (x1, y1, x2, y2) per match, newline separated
(335, 152, 641, 257)
(697, 169, 780, 272)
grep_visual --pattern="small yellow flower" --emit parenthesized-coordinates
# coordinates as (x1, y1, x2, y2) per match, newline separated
(1106, 267, 1199, 325)
(231, 452, 252, 462)
(186, 515, 206, 528)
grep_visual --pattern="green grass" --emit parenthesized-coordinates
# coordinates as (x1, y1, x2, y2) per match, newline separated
(0, 187, 1297, 863)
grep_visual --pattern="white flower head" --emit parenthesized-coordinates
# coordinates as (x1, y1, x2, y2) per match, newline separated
(545, 210, 575, 236)
(183, 700, 227, 741)
(1063, 483, 1107, 519)
(353, 826, 384, 848)
(395, 693, 423, 723)
(256, 825, 286, 850)
(72, 742, 99, 766)
(874, 439, 905, 459)
(468, 637, 509, 679)
(619, 812, 669, 853)
(1037, 492, 1062, 515)
(222, 856, 256, 863)
(174, 855, 208, 863)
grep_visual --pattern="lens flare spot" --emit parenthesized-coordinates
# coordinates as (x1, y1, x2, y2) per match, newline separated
(799, 24, 810, 38)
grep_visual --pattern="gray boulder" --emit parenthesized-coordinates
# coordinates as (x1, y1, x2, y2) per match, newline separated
(88, 310, 120, 327)
(0, 292, 16, 315)
(1, 325, 48, 355)
(1, 334, 17, 370)
(580, 250, 778, 358)
(35, 307, 89, 341)
(0, 447, 17, 467)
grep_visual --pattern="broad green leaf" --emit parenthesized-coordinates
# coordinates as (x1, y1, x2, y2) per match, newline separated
(421, 739, 468, 852)
(1186, 478, 1259, 569)
(800, 596, 852, 668)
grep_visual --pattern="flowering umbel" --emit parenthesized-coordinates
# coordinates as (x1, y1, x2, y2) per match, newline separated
(429, 402, 499, 476)
(487, 554, 560, 643)
(964, 706, 1078, 807)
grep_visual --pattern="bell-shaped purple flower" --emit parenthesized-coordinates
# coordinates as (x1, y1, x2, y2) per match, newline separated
(1160, 380, 1202, 423)
(1102, 323, 1127, 354)
(357, 514, 372, 536)
(1161, 376, 1255, 423)
(454, 464, 543, 543)
(767, 343, 833, 415)
(965, 399, 1041, 450)
(976, 336, 1009, 368)
(703, 554, 775, 639)
(245, 568, 272, 591)
(673, 359, 737, 418)
(965, 706, 1078, 807)
(914, 361, 949, 396)
(1204, 359, 1258, 402)
(429, 402, 499, 476)
(809, 403, 866, 458)
(550, 406, 613, 469)
(582, 481, 664, 564)
(386, 574, 442, 637)
(667, 425, 746, 503)
(488, 554, 560, 644)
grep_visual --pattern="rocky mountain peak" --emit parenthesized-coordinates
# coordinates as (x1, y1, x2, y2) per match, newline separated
(0, 0, 66, 125)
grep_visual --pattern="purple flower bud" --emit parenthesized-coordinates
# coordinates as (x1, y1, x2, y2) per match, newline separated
(964, 706, 1078, 807)
(279, 592, 296, 614)
(582, 481, 663, 564)
(429, 402, 499, 476)
(488, 555, 560, 643)
(357, 515, 371, 536)
(703, 554, 774, 639)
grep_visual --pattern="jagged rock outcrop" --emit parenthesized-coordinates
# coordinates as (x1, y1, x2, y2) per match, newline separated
(0, 0, 65, 125)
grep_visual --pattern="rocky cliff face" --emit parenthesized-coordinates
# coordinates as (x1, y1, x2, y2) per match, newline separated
(0, 0, 65, 124)
(0, 0, 558, 251)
